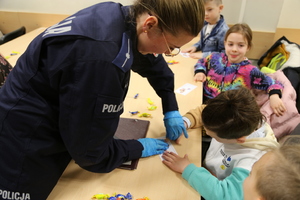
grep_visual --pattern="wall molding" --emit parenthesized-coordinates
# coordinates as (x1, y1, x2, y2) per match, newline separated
(1, 11, 299, 59)
(0, 11, 68, 34)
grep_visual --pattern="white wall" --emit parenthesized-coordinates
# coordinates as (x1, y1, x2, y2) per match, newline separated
(0, 0, 133, 14)
(277, 0, 300, 28)
(222, 0, 284, 32)
(0, 0, 299, 31)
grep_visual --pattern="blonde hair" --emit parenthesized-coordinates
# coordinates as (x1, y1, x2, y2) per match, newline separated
(204, 0, 223, 5)
(280, 135, 300, 146)
(130, 0, 205, 36)
(256, 141, 300, 199)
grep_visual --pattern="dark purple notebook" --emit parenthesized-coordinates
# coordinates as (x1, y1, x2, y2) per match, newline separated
(114, 118, 150, 170)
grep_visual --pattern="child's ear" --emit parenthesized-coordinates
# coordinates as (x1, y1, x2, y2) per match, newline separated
(219, 4, 224, 12)
(236, 136, 247, 143)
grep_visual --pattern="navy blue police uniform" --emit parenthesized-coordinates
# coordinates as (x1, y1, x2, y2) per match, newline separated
(0, 2, 178, 200)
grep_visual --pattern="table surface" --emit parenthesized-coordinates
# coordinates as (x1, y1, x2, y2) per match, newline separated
(0, 29, 203, 200)
(0, 27, 46, 66)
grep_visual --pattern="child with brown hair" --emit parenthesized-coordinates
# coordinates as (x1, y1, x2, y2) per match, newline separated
(162, 87, 278, 200)
(194, 23, 286, 117)
(243, 135, 300, 200)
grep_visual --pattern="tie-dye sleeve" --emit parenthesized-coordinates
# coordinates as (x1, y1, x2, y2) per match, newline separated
(194, 54, 211, 74)
(250, 67, 283, 97)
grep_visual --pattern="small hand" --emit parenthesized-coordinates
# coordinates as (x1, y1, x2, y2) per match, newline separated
(194, 72, 206, 82)
(269, 94, 287, 116)
(182, 46, 197, 53)
(189, 52, 203, 59)
(162, 151, 190, 173)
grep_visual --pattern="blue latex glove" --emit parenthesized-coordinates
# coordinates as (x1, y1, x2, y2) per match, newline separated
(138, 138, 169, 157)
(163, 110, 188, 140)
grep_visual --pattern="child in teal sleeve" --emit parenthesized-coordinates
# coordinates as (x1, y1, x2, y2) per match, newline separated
(182, 0, 228, 59)
(162, 87, 279, 200)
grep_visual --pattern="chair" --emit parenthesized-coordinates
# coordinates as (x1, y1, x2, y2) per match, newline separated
(0, 26, 26, 45)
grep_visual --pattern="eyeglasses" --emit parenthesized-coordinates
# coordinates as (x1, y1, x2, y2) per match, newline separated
(162, 32, 181, 57)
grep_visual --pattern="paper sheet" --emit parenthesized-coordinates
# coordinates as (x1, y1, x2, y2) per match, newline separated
(175, 83, 197, 95)
(180, 52, 190, 58)
(159, 140, 178, 161)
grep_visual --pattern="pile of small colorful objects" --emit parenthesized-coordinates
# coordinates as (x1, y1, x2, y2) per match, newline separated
(91, 192, 149, 200)
(167, 60, 179, 65)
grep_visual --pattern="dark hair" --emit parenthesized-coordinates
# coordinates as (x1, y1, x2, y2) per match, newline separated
(202, 87, 264, 139)
(225, 23, 253, 49)
(130, 0, 205, 36)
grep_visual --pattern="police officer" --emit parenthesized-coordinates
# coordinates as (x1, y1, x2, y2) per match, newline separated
(0, 0, 204, 199)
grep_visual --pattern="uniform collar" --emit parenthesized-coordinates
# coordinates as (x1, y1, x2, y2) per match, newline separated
(112, 31, 134, 72)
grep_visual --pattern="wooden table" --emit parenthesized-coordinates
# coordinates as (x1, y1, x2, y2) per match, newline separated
(0, 29, 203, 200)
(47, 51, 203, 200)
(0, 27, 46, 66)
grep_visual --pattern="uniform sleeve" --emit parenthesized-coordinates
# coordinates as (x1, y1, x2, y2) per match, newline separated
(182, 164, 248, 200)
(131, 53, 178, 113)
(43, 37, 143, 173)
(250, 67, 283, 97)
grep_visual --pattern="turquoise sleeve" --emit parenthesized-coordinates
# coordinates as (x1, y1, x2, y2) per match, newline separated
(182, 164, 249, 200)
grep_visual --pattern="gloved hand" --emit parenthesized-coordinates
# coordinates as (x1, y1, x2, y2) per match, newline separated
(138, 138, 169, 157)
(164, 110, 188, 141)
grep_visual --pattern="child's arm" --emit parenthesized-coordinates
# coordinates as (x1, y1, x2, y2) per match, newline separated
(162, 151, 191, 173)
(175, 105, 206, 144)
(162, 152, 249, 200)
(250, 67, 286, 116)
(269, 94, 287, 116)
(194, 55, 211, 82)
(194, 72, 206, 82)
(183, 105, 206, 129)
(183, 164, 249, 200)
(190, 52, 203, 60)
(182, 46, 197, 53)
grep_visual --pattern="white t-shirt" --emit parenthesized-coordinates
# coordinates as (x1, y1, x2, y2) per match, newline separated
(204, 24, 215, 39)
(204, 123, 270, 180)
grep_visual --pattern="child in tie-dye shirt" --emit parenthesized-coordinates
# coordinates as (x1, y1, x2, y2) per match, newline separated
(194, 23, 286, 117)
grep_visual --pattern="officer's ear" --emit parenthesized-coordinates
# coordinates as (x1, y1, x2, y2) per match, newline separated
(143, 14, 159, 32)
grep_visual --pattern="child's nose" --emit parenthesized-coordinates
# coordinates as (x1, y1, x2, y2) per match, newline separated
(232, 46, 237, 52)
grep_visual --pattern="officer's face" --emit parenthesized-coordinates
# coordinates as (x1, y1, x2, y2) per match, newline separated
(138, 29, 193, 56)
(137, 15, 194, 56)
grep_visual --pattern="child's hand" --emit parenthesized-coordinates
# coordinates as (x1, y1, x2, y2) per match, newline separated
(269, 94, 287, 116)
(194, 73, 206, 82)
(162, 151, 191, 173)
(189, 52, 203, 59)
(182, 46, 197, 53)
(175, 121, 188, 144)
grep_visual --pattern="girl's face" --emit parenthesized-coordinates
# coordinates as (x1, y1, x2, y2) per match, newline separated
(224, 32, 250, 63)
(243, 152, 273, 200)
